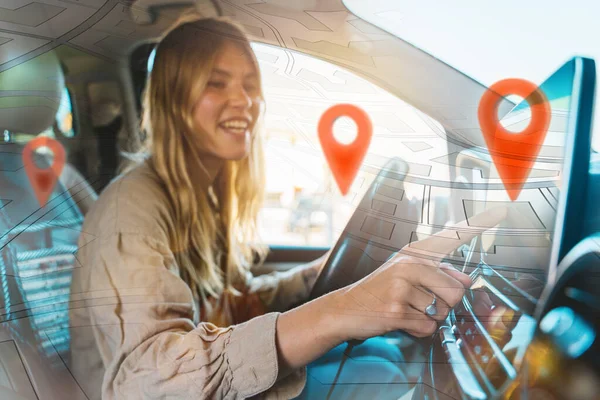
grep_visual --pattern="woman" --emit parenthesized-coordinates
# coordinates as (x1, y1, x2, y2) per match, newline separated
(69, 16, 478, 400)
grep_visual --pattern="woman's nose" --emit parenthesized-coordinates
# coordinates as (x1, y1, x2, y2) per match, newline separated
(228, 84, 252, 109)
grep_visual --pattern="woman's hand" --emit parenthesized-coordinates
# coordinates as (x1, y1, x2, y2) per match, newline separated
(326, 254, 471, 341)
(321, 206, 508, 342)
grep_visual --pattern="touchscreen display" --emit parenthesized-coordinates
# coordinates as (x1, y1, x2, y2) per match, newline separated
(450, 60, 578, 392)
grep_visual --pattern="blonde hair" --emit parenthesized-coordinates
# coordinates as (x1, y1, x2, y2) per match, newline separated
(129, 17, 267, 299)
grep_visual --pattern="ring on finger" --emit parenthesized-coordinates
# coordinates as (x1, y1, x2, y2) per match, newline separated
(425, 293, 438, 317)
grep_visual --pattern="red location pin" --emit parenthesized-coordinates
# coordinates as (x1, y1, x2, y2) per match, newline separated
(318, 104, 373, 195)
(478, 79, 551, 201)
(22, 137, 65, 207)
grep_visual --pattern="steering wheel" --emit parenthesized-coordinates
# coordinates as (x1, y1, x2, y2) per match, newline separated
(310, 156, 411, 301)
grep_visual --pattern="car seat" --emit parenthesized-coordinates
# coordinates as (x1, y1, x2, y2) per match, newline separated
(0, 50, 94, 399)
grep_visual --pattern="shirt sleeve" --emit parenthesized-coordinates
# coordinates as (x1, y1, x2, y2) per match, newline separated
(84, 232, 306, 399)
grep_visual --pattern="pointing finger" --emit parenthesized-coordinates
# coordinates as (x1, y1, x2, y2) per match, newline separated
(403, 206, 509, 258)
(439, 262, 472, 288)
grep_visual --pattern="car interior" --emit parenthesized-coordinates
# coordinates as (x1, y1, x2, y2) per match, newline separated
(0, 1, 599, 399)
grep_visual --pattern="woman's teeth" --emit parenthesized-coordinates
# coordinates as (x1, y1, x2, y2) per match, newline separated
(220, 120, 248, 132)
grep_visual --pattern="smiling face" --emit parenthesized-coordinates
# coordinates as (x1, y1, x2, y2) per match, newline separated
(191, 41, 262, 163)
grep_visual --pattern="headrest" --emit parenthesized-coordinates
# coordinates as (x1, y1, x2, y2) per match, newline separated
(0, 50, 64, 135)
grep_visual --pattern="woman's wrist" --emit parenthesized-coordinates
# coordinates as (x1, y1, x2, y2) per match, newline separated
(275, 289, 348, 375)
(304, 289, 351, 346)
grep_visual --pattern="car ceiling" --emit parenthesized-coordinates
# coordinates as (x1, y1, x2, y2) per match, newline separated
(0, 0, 516, 153)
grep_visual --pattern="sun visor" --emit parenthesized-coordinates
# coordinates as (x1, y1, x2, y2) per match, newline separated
(0, 50, 64, 135)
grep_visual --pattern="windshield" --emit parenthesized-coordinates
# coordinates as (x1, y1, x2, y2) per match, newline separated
(343, 0, 600, 152)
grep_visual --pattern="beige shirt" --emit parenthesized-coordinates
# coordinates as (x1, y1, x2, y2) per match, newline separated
(69, 161, 312, 399)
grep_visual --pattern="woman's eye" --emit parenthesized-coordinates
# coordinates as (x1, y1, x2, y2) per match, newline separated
(244, 83, 259, 94)
(207, 81, 226, 89)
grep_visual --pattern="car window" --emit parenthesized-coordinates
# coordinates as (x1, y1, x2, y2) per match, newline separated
(143, 42, 448, 247)
(344, 0, 600, 153)
(252, 43, 452, 247)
